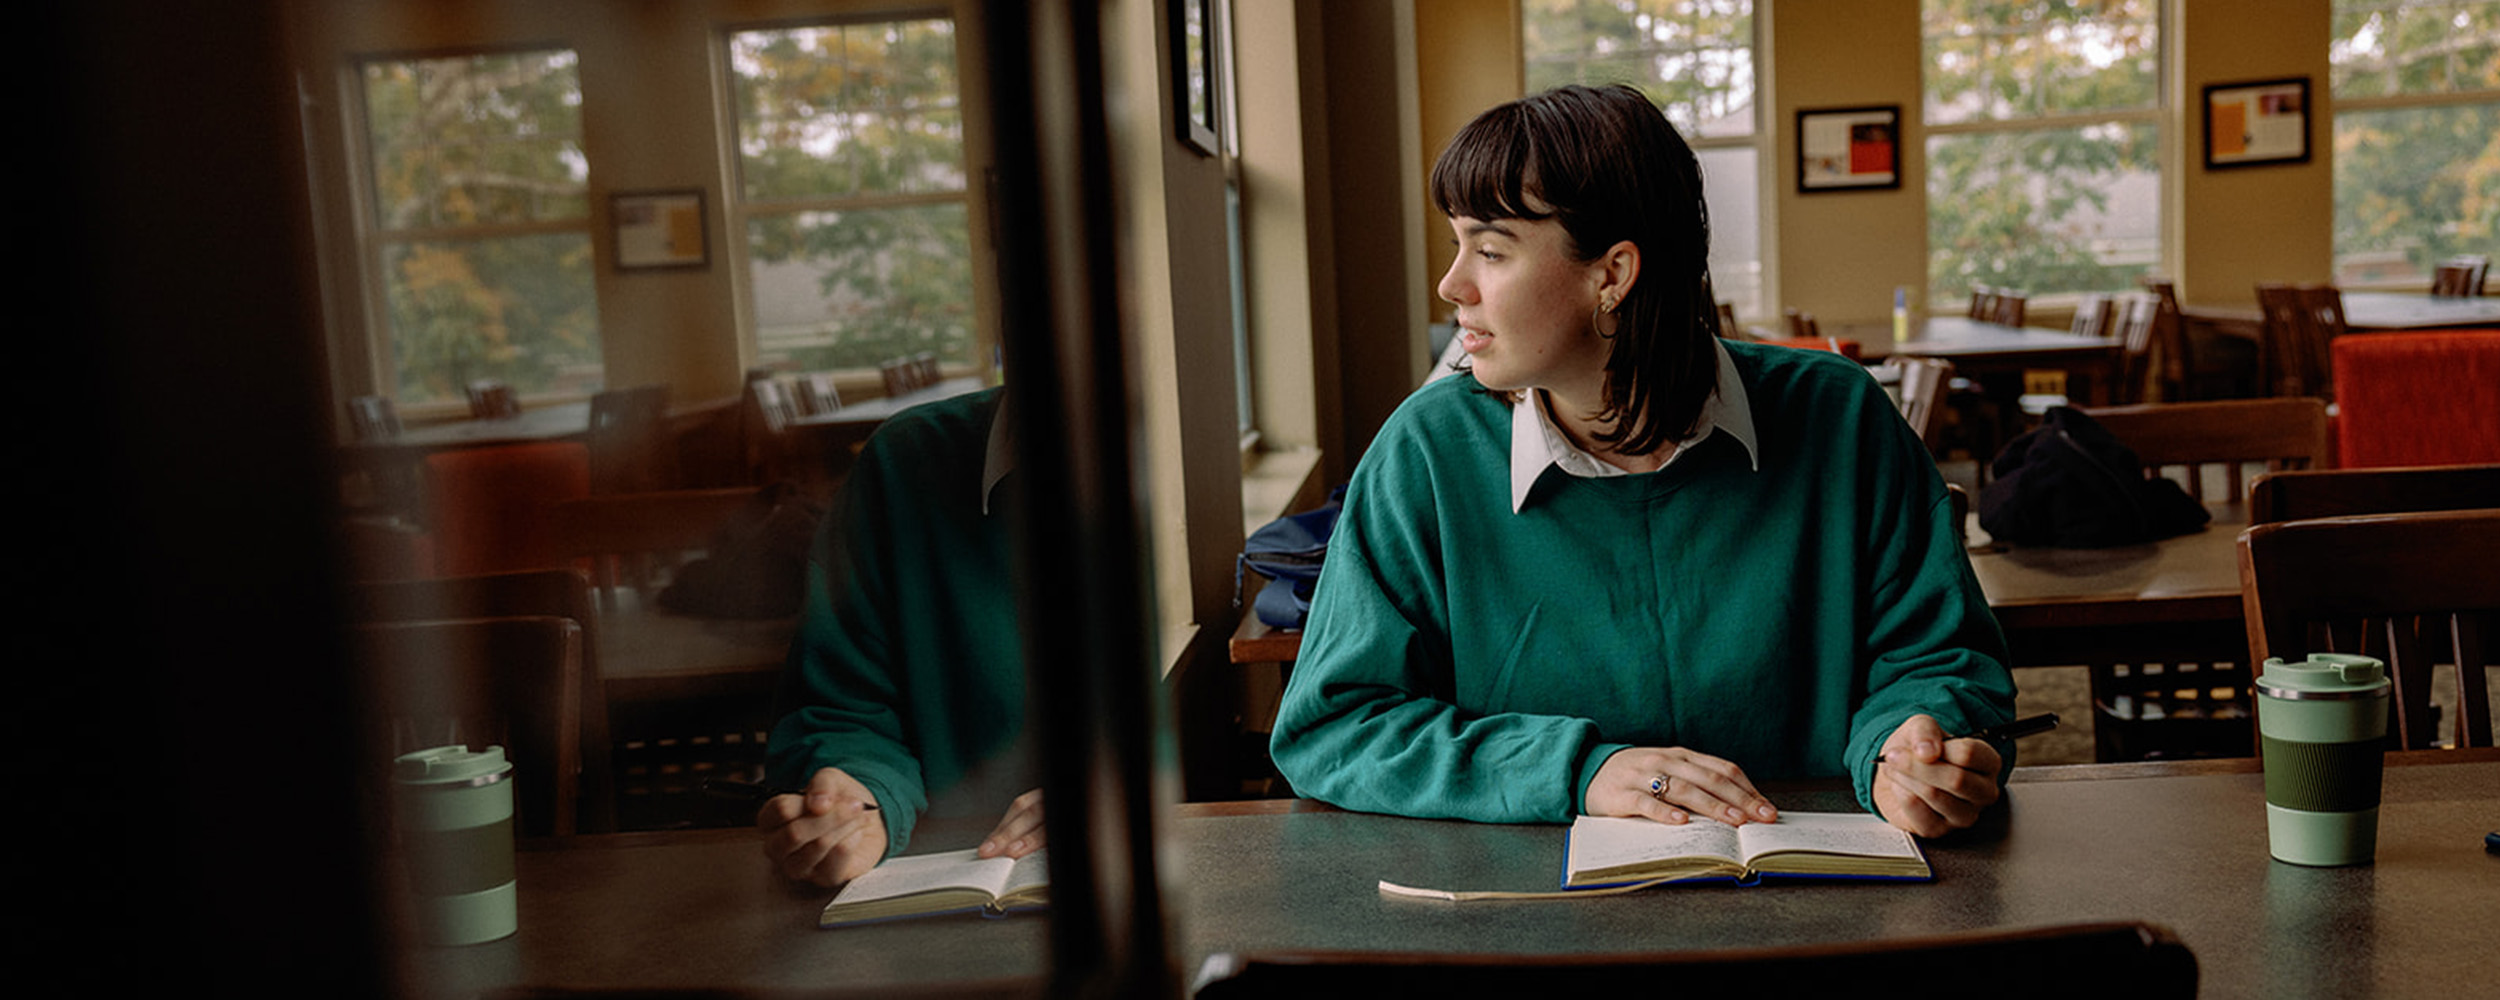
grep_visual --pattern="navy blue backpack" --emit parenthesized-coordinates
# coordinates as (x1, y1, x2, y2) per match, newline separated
(1233, 486, 1346, 629)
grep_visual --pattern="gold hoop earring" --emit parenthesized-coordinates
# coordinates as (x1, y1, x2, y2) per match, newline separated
(1591, 299, 1618, 338)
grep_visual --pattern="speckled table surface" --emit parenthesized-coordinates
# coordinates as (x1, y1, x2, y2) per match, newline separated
(414, 752, 2498, 999)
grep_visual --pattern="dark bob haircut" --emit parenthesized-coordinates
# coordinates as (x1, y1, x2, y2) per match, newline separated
(1430, 84, 1720, 457)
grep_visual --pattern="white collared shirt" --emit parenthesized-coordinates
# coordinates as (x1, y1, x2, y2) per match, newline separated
(1509, 337, 1760, 512)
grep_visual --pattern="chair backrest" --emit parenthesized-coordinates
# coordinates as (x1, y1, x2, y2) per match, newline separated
(913, 351, 942, 388)
(1968, 286, 1997, 320)
(587, 384, 671, 495)
(1884, 355, 1955, 450)
(2256, 282, 2344, 400)
(2249, 464, 2500, 526)
(348, 395, 402, 441)
(1714, 301, 1739, 338)
(2109, 293, 2161, 404)
(2080, 398, 2330, 502)
(2433, 254, 2489, 296)
(465, 378, 521, 419)
(551, 487, 767, 606)
(348, 615, 584, 837)
(879, 358, 913, 398)
(341, 569, 615, 834)
(423, 441, 593, 577)
(795, 372, 844, 416)
(1990, 289, 2028, 327)
(1195, 922, 2196, 1000)
(2240, 510, 2499, 749)
(1783, 308, 1820, 338)
(2137, 278, 2191, 398)
(2330, 330, 2500, 468)
(2069, 293, 2113, 339)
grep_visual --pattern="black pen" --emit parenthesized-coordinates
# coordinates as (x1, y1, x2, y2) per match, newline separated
(700, 777, 880, 809)
(1877, 712, 2060, 763)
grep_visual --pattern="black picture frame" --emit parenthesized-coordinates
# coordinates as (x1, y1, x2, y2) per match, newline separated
(1172, 0, 1219, 156)
(2202, 76, 2311, 170)
(1796, 105, 1902, 194)
(610, 189, 709, 271)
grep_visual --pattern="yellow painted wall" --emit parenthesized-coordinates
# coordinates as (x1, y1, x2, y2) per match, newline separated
(2169, 0, 2335, 308)
(1414, 0, 1523, 325)
(1767, 0, 1927, 341)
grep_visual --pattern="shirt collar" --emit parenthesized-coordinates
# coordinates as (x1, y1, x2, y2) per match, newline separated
(981, 392, 1014, 515)
(1508, 337, 1759, 513)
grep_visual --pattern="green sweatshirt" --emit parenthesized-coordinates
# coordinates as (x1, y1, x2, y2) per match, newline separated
(768, 387, 1024, 856)
(1269, 341, 2014, 821)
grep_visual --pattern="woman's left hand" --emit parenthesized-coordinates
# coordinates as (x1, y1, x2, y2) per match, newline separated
(1873, 714, 2002, 837)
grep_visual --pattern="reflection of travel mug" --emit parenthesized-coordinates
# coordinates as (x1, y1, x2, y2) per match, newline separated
(2257, 654, 2390, 867)
(394, 745, 518, 944)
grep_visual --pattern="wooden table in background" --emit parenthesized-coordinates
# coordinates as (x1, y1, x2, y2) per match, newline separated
(1965, 502, 2247, 669)
(1891, 316, 2125, 405)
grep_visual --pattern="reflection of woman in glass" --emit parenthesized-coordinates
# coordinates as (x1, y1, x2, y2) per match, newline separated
(1270, 85, 2015, 837)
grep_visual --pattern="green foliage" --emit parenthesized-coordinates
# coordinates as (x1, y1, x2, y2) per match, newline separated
(1522, 0, 1755, 139)
(363, 50, 599, 403)
(2331, 2, 2500, 277)
(1922, 1, 2159, 301)
(730, 19, 975, 369)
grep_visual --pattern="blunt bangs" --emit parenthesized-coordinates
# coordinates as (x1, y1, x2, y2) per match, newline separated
(1431, 104, 1553, 226)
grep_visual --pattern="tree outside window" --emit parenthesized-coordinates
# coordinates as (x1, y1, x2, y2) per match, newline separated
(360, 49, 601, 405)
(2330, 0, 2500, 285)
(1923, 0, 2161, 306)
(1523, 0, 1764, 322)
(728, 19, 975, 374)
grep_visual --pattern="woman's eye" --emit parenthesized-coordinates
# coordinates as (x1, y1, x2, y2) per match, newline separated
(1476, 249, 1502, 262)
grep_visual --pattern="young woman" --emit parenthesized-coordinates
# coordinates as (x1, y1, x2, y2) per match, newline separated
(1268, 85, 2015, 838)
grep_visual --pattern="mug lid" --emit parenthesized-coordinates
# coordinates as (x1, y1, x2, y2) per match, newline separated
(2258, 653, 2389, 699)
(394, 745, 513, 786)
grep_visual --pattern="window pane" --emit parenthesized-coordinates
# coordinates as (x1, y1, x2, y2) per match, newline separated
(2331, 0, 2500, 98)
(1523, 0, 1756, 140)
(1923, 0, 2159, 127)
(2333, 102, 2500, 282)
(1696, 147, 1762, 321)
(380, 234, 602, 404)
(731, 20, 966, 202)
(1927, 121, 2158, 298)
(363, 50, 586, 229)
(746, 204, 975, 371)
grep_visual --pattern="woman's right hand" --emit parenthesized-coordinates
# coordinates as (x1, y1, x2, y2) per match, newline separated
(757, 767, 888, 887)
(1588, 746, 1780, 826)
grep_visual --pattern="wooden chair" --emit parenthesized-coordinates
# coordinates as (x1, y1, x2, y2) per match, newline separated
(2241, 510, 2499, 750)
(2432, 254, 2489, 296)
(465, 378, 521, 419)
(551, 487, 767, 607)
(1714, 301, 1740, 339)
(1881, 355, 1955, 452)
(1783, 307, 1820, 338)
(1991, 289, 2028, 327)
(795, 372, 844, 416)
(342, 570, 617, 834)
(742, 378, 802, 482)
(1968, 286, 1998, 320)
(1196, 922, 2196, 1000)
(913, 351, 942, 388)
(2083, 397, 2330, 502)
(2109, 292, 2160, 404)
(423, 441, 593, 578)
(348, 395, 402, 441)
(2256, 282, 2345, 401)
(348, 616, 584, 837)
(2250, 464, 2500, 526)
(587, 384, 671, 495)
(2068, 292, 2113, 340)
(2062, 398, 2330, 761)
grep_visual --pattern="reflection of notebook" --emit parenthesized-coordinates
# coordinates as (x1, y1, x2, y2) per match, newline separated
(817, 848, 1049, 928)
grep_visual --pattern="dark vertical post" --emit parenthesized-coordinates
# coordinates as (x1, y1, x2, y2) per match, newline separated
(984, 2, 1177, 998)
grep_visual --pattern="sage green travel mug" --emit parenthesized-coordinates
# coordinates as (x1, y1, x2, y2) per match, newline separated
(393, 745, 519, 944)
(2256, 654, 2390, 867)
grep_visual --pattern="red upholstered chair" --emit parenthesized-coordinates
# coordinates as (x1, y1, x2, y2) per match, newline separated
(2330, 331, 2500, 468)
(423, 441, 593, 577)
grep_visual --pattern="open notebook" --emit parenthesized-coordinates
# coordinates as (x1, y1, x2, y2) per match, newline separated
(819, 848, 1049, 928)
(1564, 812, 1931, 888)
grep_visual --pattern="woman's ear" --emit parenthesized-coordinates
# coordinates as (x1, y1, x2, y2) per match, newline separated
(1595, 240, 1641, 309)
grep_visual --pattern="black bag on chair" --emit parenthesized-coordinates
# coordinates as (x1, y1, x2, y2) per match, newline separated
(1978, 407, 2209, 548)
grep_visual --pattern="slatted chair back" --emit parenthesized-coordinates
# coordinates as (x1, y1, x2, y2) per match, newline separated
(349, 395, 402, 441)
(796, 372, 844, 416)
(342, 570, 616, 834)
(1968, 286, 1997, 320)
(2080, 398, 2330, 503)
(1990, 289, 2028, 327)
(465, 378, 521, 419)
(1715, 301, 1739, 338)
(2069, 293, 2113, 339)
(2250, 464, 2500, 527)
(2256, 282, 2341, 401)
(1783, 307, 1820, 338)
(2432, 254, 2489, 296)
(2241, 510, 2500, 750)
(1884, 355, 1955, 451)
(2109, 293, 2161, 404)
(348, 615, 584, 837)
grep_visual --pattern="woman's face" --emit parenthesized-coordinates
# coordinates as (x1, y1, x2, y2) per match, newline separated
(1438, 214, 1613, 401)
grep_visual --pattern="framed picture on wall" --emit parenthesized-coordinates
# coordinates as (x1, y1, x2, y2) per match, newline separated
(1796, 105, 1901, 193)
(1173, 0, 1219, 156)
(611, 189, 708, 270)
(2203, 77, 2310, 170)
